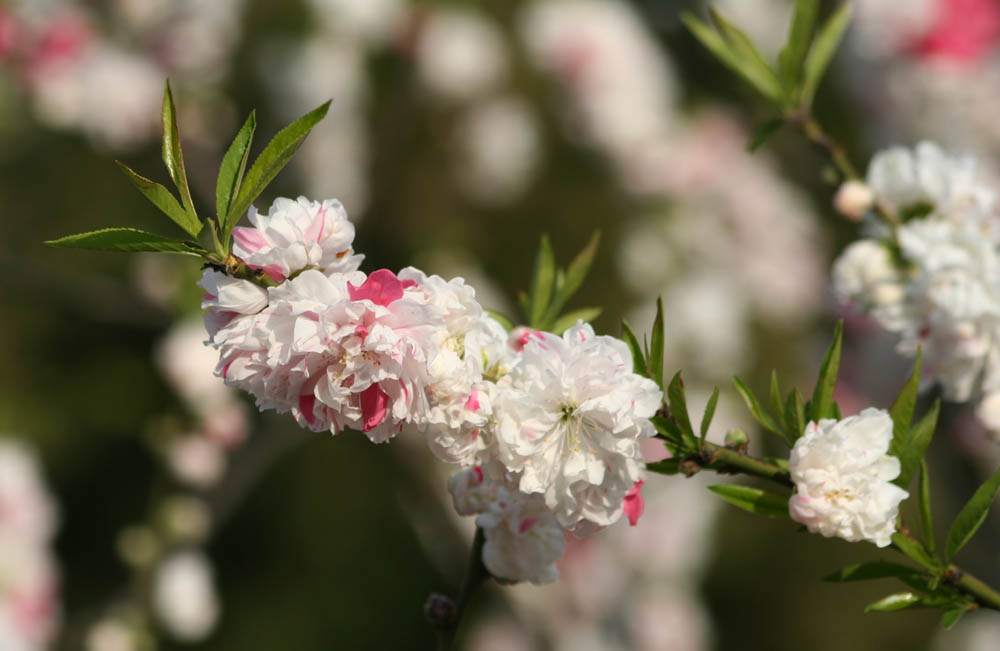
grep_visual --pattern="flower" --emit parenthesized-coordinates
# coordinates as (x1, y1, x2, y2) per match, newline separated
(494, 322, 662, 532)
(152, 551, 220, 642)
(231, 196, 363, 282)
(788, 408, 909, 547)
(447, 468, 564, 584)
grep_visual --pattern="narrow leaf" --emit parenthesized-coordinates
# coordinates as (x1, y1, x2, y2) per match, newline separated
(700, 387, 720, 445)
(651, 415, 686, 447)
(484, 308, 514, 332)
(681, 13, 781, 103)
(667, 372, 696, 446)
(528, 235, 556, 328)
(647, 458, 681, 476)
(115, 162, 200, 237)
(160, 80, 198, 225)
(864, 592, 922, 613)
(824, 561, 923, 583)
(225, 100, 332, 230)
(896, 397, 939, 489)
(945, 463, 1000, 561)
(769, 370, 785, 427)
(218, 111, 257, 230)
(541, 231, 600, 327)
(748, 117, 784, 152)
(733, 376, 787, 443)
(550, 307, 602, 335)
(708, 485, 790, 519)
(709, 9, 785, 102)
(941, 608, 967, 630)
(919, 460, 936, 557)
(46, 228, 207, 256)
(786, 388, 807, 442)
(777, 0, 820, 91)
(650, 297, 665, 389)
(800, 2, 853, 107)
(892, 532, 939, 571)
(809, 320, 843, 422)
(889, 350, 923, 469)
(621, 321, 649, 378)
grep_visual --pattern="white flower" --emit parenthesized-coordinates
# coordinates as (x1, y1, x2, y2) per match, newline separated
(831, 240, 909, 329)
(867, 141, 995, 221)
(788, 408, 909, 547)
(495, 323, 662, 531)
(231, 196, 363, 281)
(416, 8, 508, 101)
(153, 551, 220, 642)
(198, 270, 268, 341)
(447, 469, 564, 584)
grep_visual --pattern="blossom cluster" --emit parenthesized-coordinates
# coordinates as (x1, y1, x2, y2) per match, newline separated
(0, 440, 59, 651)
(832, 142, 1000, 430)
(200, 195, 662, 583)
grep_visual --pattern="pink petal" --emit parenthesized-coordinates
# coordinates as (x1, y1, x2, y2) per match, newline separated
(360, 384, 390, 432)
(465, 389, 480, 412)
(232, 226, 271, 254)
(519, 517, 539, 534)
(304, 206, 327, 244)
(298, 394, 317, 426)
(348, 269, 406, 307)
(624, 480, 645, 526)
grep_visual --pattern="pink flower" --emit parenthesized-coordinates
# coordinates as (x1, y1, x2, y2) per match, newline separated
(912, 0, 1000, 63)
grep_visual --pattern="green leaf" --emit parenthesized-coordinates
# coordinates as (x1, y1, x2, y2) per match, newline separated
(681, 13, 783, 103)
(160, 80, 199, 228)
(809, 320, 843, 422)
(708, 485, 790, 519)
(896, 397, 939, 490)
(800, 2, 853, 107)
(709, 9, 785, 102)
(733, 376, 787, 443)
(484, 308, 514, 332)
(748, 117, 784, 152)
(700, 387, 720, 446)
(651, 415, 685, 448)
(941, 608, 967, 629)
(46, 228, 208, 256)
(864, 592, 923, 613)
(769, 370, 785, 426)
(621, 321, 649, 378)
(945, 463, 1000, 562)
(777, 0, 820, 92)
(785, 388, 807, 443)
(892, 532, 939, 571)
(541, 231, 600, 328)
(647, 458, 681, 476)
(650, 297, 665, 389)
(550, 307, 602, 335)
(225, 100, 332, 231)
(919, 460, 936, 557)
(824, 561, 923, 583)
(115, 161, 200, 237)
(890, 351, 923, 474)
(527, 235, 556, 328)
(217, 111, 257, 232)
(667, 372, 696, 447)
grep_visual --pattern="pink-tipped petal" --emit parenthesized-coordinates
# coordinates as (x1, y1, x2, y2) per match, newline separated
(232, 226, 271, 254)
(304, 206, 327, 244)
(465, 389, 480, 412)
(518, 517, 539, 534)
(298, 394, 317, 426)
(360, 384, 390, 432)
(624, 480, 645, 526)
(348, 269, 406, 307)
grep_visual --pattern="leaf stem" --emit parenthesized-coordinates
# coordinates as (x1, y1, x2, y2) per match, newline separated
(945, 564, 1000, 611)
(699, 441, 794, 488)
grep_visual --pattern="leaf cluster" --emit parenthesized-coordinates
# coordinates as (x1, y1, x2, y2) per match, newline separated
(47, 80, 330, 270)
(508, 232, 603, 334)
(682, 0, 852, 150)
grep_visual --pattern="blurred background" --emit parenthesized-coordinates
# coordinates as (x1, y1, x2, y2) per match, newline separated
(2, 0, 1000, 649)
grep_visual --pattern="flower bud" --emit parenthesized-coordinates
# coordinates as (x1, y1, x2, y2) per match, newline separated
(724, 428, 748, 449)
(833, 180, 875, 221)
